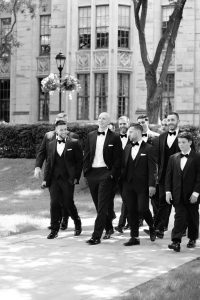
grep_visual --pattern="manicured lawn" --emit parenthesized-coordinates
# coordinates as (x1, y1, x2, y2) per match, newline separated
(0, 158, 121, 237)
(116, 257, 200, 300)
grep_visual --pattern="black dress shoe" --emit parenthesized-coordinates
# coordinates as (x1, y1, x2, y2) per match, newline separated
(123, 237, 140, 246)
(115, 226, 123, 233)
(86, 237, 101, 245)
(124, 224, 130, 230)
(74, 228, 82, 236)
(60, 222, 68, 230)
(187, 239, 196, 248)
(149, 227, 156, 242)
(155, 229, 164, 239)
(47, 231, 58, 239)
(103, 229, 114, 240)
(168, 242, 181, 252)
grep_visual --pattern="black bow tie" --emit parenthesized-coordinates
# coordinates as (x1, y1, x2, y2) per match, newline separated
(142, 133, 148, 137)
(97, 131, 105, 136)
(131, 142, 139, 147)
(120, 134, 127, 138)
(180, 153, 189, 158)
(168, 131, 176, 136)
(57, 139, 65, 144)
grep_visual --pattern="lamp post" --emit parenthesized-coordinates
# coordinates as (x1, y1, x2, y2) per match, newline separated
(55, 51, 66, 112)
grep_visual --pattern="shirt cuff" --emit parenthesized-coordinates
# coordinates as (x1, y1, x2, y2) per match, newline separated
(166, 191, 171, 195)
(192, 192, 199, 197)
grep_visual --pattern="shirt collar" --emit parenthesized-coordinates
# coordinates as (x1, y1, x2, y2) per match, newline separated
(181, 149, 191, 156)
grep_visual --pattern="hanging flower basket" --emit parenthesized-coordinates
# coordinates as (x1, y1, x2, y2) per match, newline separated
(41, 73, 81, 95)
(61, 74, 81, 92)
(41, 73, 59, 94)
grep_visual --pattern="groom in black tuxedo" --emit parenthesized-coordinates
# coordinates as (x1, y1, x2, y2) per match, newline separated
(42, 120, 83, 239)
(121, 123, 157, 246)
(83, 112, 122, 245)
(166, 132, 200, 252)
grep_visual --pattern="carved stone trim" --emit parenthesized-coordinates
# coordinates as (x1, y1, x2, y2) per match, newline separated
(93, 51, 109, 69)
(37, 56, 50, 76)
(118, 51, 133, 69)
(76, 52, 90, 71)
(0, 58, 10, 78)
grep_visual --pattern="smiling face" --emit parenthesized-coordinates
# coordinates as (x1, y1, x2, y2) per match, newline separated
(55, 124, 68, 139)
(137, 117, 148, 133)
(98, 112, 110, 131)
(167, 114, 179, 131)
(118, 117, 129, 134)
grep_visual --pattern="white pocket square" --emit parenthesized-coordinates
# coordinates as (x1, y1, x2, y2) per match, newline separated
(108, 144, 114, 147)
(140, 153, 146, 156)
(67, 149, 72, 151)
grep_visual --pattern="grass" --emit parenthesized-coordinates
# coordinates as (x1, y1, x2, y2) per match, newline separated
(116, 257, 200, 300)
(0, 158, 105, 237)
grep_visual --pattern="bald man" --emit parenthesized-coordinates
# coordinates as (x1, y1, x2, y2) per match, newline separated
(83, 112, 122, 245)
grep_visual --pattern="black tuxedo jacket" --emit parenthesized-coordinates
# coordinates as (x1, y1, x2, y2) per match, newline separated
(35, 130, 79, 168)
(83, 129, 122, 180)
(157, 131, 180, 182)
(44, 138, 83, 187)
(165, 150, 200, 204)
(121, 141, 156, 192)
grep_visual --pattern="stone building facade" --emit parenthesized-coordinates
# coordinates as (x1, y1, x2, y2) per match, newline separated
(0, 0, 199, 125)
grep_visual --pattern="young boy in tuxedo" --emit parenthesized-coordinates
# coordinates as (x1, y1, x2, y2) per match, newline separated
(165, 132, 200, 252)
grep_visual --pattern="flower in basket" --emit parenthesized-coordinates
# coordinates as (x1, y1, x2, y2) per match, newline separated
(41, 73, 59, 94)
(61, 74, 81, 92)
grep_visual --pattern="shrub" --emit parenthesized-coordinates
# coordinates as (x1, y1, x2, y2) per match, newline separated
(0, 123, 98, 158)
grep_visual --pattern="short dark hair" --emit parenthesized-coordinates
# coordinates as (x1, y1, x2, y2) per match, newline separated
(178, 131, 193, 141)
(55, 120, 67, 127)
(129, 123, 143, 133)
(167, 112, 179, 120)
(137, 114, 148, 121)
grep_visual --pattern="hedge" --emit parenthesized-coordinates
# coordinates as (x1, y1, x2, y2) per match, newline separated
(0, 123, 98, 158)
(0, 123, 199, 158)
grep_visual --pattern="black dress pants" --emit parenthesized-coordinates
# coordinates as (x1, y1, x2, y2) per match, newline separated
(49, 176, 80, 232)
(172, 202, 199, 243)
(122, 181, 154, 238)
(154, 183, 172, 231)
(86, 168, 116, 239)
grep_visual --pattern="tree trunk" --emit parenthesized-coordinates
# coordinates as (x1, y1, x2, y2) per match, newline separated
(145, 66, 160, 123)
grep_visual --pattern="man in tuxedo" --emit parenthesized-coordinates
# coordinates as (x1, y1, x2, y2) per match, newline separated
(137, 114, 159, 228)
(154, 112, 181, 238)
(115, 115, 130, 233)
(121, 123, 157, 246)
(166, 132, 200, 252)
(34, 113, 79, 231)
(42, 120, 83, 239)
(83, 112, 122, 245)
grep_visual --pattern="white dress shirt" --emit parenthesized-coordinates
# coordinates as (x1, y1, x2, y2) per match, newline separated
(131, 139, 143, 160)
(56, 137, 66, 156)
(120, 135, 128, 149)
(92, 128, 108, 168)
(180, 150, 190, 170)
(167, 128, 179, 148)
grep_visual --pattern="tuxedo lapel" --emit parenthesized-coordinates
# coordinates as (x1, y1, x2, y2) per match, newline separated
(124, 143, 132, 167)
(50, 139, 57, 166)
(134, 141, 145, 167)
(90, 131, 98, 156)
(103, 129, 111, 150)
(175, 153, 182, 177)
(182, 151, 195, 178)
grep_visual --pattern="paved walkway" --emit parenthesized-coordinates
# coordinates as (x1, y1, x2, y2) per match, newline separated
(0, 212, 199, 300)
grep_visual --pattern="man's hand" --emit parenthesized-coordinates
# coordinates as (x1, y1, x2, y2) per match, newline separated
(34, 167, 41, 179)
(41, 181, 47, 189)
(149, 186, 156, 197)
(166, 192, 172, 204)
(190, 193, 198, 204)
